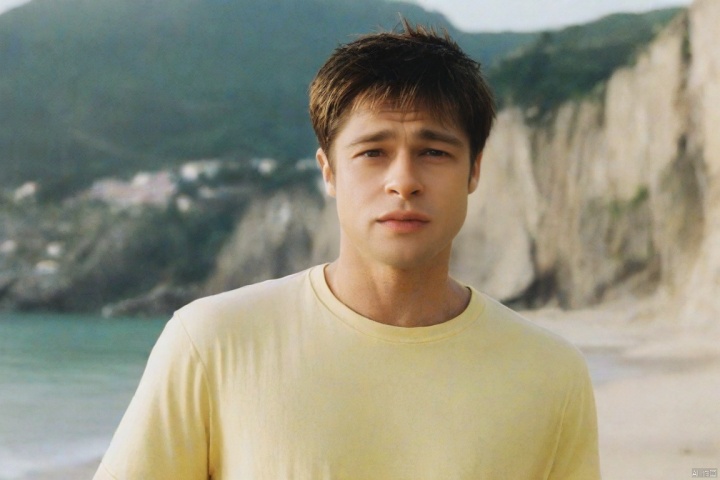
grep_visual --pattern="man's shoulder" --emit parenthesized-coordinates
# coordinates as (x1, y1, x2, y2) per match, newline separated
(476, 291, 589, 373)
(172, 266, 318, 342)
(182, 267, 312, 314)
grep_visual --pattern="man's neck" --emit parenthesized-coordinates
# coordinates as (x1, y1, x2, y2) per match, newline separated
(323, 257, 470, 328)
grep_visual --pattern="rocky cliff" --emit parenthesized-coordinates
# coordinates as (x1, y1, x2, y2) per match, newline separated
(458, 0, 719, 326)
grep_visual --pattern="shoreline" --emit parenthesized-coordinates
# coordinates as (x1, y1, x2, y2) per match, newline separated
(23, 461, 100, 480)
(526, 300, 720, 480)
(14, 300, 720, 480)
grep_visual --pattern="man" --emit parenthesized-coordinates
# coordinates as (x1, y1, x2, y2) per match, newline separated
(95, 22, 600, 479)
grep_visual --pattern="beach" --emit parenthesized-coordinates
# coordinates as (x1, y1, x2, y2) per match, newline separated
(5, 305, 719, 480)
(528, 299, 720, 480)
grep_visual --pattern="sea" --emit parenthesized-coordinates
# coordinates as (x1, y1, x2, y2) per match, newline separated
(0, 311, 634, 479)
(0, 313, 167, 480)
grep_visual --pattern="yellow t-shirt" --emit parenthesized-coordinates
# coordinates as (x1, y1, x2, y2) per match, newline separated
(95, 265, 600, 479)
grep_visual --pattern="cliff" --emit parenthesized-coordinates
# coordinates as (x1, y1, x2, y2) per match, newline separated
(456, 0, 719, 327)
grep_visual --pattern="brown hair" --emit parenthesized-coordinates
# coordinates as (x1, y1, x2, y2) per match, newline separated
(309, 20, 496, 162)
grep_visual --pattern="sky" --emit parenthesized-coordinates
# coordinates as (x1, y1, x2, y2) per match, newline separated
(0, 0, 25, 16)
(403, 0, 693, 32)
(0, 0, 694, 31)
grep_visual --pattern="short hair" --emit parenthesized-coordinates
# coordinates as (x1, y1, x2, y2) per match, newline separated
(309, 20, 496, 162)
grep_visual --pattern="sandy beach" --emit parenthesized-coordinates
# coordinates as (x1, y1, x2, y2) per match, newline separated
(528, 298, 720, 480)
(25, 463, 100, 480)
(25, 299, 720, 480)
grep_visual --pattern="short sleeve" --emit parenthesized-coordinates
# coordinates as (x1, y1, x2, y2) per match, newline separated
(548, 358, 601, 479)
(94, 315, 211, 479)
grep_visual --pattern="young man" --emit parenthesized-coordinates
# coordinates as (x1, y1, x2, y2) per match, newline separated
(95, 23, 600, 479)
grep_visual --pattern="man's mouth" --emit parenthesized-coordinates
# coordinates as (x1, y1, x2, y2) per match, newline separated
(377, 211, 430, 233)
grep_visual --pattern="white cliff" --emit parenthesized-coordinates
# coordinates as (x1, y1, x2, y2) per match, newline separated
(454, 0, 719, 327)
(676, 0, 720, 327)
(205, 187, 325, 293)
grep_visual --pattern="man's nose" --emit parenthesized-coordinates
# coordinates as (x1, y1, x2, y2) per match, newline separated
(384, 152, 423, 199)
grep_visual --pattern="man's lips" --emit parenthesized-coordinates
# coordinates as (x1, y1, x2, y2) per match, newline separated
(377, 211, 431, 223)
(377, 211, 430, 233)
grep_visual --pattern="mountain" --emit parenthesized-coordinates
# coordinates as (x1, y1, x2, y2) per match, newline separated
(0, 0, 680, 198)
(0, 0, 535, 195)
(488, 8, 681, 114)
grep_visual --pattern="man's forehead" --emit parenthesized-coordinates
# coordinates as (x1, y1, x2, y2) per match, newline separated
(331, 104, 470, 160)
(343, 98, 463, 131)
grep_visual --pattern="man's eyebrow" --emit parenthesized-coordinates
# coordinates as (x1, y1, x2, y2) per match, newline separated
(347, 130, 394, 147)
(347, 128, 464, 148)
(417, 128, 464, 147)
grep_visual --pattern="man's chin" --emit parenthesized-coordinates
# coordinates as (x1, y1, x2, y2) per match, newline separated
(374, 250, 449, 272)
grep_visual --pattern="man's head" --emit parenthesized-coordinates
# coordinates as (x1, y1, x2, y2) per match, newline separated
(309, 20, 496, 165)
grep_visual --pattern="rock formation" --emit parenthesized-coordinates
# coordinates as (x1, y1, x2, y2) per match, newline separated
(452, 0, 719, 327)
(204, 186, 326, 293)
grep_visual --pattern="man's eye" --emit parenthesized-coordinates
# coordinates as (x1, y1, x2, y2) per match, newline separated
(362, 150, 382, 158)
(424, 149, 448, 157)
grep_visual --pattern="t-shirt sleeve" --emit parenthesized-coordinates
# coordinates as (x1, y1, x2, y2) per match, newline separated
(93, 315, 211, 480)
(548, 357, 601, 479)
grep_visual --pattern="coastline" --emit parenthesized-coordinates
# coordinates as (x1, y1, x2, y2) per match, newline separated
(526, 299, 720, 480)
(14, 300, 720, 480)
(24, 462, 100, 480)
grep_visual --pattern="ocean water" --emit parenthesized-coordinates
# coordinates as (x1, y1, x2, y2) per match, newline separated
(0, 313, 167, 480)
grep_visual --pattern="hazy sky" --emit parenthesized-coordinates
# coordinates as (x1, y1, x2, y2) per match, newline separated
(0, 0, 694, 31)
(0, 0, 25, 16)
(403, 0, 693, 31)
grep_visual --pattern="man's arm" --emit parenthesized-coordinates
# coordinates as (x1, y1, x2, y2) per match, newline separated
(94, 316, 212, 479)
(548, 359, 601, 479)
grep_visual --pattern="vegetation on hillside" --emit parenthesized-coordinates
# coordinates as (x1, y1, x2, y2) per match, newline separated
(0, 0, 684, 196)
(487, 8, 682, 117)
(0, 0, 535, 195)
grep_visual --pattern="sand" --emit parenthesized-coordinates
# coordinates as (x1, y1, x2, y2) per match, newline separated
(527, 297, 720, 480)
(25, 462, 99, 480)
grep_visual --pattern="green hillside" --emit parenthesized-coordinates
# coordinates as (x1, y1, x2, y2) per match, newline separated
(0, 0, 535, 195)
(0, 0, 683, 195)
(488, 8, 683, 116)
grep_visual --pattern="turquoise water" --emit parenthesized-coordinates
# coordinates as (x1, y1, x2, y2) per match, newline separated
(0, 313, 167, 480)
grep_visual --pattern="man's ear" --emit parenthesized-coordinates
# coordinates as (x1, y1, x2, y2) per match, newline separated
(468, 151, 483, 193)
(316, 148, 336, 197)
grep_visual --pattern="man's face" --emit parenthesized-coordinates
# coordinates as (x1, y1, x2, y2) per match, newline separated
(317, 104, 482, 271)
